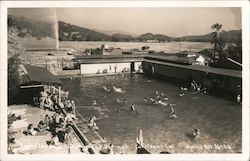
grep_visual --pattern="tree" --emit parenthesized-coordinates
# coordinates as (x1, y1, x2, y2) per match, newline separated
(8, 27, 27, 104)
(211, 23, 226, 60)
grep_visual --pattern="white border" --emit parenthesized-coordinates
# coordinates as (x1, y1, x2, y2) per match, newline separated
(0, 1, 249, 161)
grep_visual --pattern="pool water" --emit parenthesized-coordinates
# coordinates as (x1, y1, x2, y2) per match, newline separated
(61, 74, 241, 154)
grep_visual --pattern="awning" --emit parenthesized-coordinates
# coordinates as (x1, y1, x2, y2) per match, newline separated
(18, 64, 63, 87)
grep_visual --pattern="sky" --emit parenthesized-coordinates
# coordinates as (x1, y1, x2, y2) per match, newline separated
(9, 7, 241, 37)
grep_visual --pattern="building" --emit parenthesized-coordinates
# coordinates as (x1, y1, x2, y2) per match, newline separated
(76, 55, 144, 75)
(16, 64, 63, 104)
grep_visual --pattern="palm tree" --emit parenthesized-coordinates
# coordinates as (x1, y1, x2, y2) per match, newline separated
(211, 23, 223, 59)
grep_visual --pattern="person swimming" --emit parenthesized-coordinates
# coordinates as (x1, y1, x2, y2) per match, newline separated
(113, 86, 125, 93)
(179, 92, 184, 97)
(236, 94, 241, 103)
(130, 104, 136, 111)
(169, 105, 175, 114)
(123, 98, 127, 104)
(103, 86, 110, 92)
(193, 129, 200, 140)
(149, 97, 156, 104)
(181, 87, 188, 91)
(116, 98, 123, 103)
(92, 100, 97, 106)
(169, 112, 177, 119)
(163, 97, 168, 101)
(157, 99, 168, 106)
(88, 116, 97, 127)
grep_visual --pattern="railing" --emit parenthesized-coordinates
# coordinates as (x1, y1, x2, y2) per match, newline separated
(45, 85, 97, 154)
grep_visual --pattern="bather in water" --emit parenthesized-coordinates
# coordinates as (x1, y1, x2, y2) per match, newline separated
(113, 86, 125, 93)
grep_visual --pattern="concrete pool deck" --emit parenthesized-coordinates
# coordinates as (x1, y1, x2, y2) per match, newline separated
(8, 105, 84, 154)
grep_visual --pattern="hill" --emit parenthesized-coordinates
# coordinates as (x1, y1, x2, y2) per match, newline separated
(137, 33, 173, 42)
(110, 33, 135, 42)
(58, 21, 111, 41)
(8, 15, 242, 43)
(177, 30, 241, 43)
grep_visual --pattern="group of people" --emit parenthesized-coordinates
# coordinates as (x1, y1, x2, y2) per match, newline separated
(24, 112, 75, 146)
(144, 91, 169, 105)
(190, 80, 201, 92)
(144, 90, 177, 119)
(39, 87, 76, 116)
(28, 87, 78, 146)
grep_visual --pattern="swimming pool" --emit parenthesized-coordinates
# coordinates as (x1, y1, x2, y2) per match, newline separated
(61, 74, 241, 154)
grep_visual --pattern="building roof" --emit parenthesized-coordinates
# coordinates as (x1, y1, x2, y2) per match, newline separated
(76, 54, 144, 64)
(18, 64, 63, 86)
(145, 59, 241, 78)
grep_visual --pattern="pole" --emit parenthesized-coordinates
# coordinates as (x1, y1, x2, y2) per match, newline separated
(59, 86, 61, 103)
(227, 29, 229, 59)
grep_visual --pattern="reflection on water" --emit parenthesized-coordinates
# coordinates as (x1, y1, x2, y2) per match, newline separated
(61, 74, 241, 154)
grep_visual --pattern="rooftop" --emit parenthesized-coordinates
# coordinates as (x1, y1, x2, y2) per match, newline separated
(18, 64, 63, 87)
(145, 58, 241, 78)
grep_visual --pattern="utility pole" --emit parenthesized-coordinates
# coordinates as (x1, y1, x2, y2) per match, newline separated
(227, 29, 230, 59)
(179, 43, 182, 52)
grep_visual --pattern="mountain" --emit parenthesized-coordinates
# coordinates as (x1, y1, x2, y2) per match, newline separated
(137, 33, 173, 42)
(58, 21, 111, 41)
(8, 15, 242, 43)
(177, 33, 213, 42)
(177, 30, 241, 43)
(93, 29, 138, 37)
(111, 33, 135, 42)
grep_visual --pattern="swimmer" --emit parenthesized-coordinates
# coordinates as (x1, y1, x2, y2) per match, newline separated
(149, 97, 156, 104)
(93, 123, 99, 131)
(153, 99, 160, 105)
(236, 94, 241, 103)
(169, 105, 174, 113)
(193, 129, 200, 139)
(179, 92, 184, 97)
(116, 98, 122, 103)
(157, 99, 168, 106)
(144, 97, 148, 103)
(182, 87, 188, 91)
(163, 97, 168, 101)
(88, 116, 97, 127)
(169, 112, 177, 119)
(92, 100, 97, 106)
(155, 91, 159, 96)
(113, 86, 124, 93)
(123, 98, 127, 104)
(130, 104, 136, 111)
(103, 86, 110, 92)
